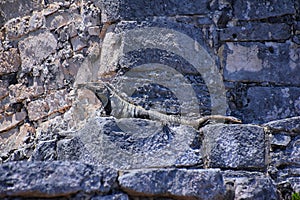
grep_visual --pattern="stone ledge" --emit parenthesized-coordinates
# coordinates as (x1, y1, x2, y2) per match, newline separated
(0, 161, 118, 198)
(118, 168, 225, 200)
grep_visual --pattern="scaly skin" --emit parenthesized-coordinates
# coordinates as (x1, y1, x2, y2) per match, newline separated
(77, 81, 242, 129)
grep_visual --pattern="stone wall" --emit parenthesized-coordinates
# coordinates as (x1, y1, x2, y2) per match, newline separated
(0, 0, 299, 199)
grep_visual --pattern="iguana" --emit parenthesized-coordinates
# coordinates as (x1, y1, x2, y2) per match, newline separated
(76, 81, 242, 129)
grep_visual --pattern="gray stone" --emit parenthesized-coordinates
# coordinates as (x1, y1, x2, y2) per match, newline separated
(82, 1, 101, 27)
(30, 140, 57, 161)
(0, 0, 43, 26)
(45, 10, 80, 31)
(276, 167, 300, 192)
(88, 26, 101, 36)
(0, 123, 35, 161)
(222, 170, 278, 200)
(0, 161, 117, 198)
(243, 87, 300, 124)
(264, 116, 300, 134)
(0, 109, 27, 133)
(233, 0, 295, 20)
(0, 48, 21, 75)
(4, 12, 45, 40)
(118, 168, 226, 200)
(57, 117, 202, 169)
(92, 193, 129, 200)
(100, 0, 210, 22)
(27, 89, 72, 121)
(221, 42, 300, 85)
(220, 23, 291, 42)
(271, 136, 300, 167)
(271, 133, 292, 147)
(8, 83, 44, 104)
(0, 80, 9, 100)
(71, 36, 87, 52)
(200, 124, 266, 170)
(18, 32, 57, 73)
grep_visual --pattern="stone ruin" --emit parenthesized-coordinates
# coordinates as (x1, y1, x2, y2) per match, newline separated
(0, 0, 299, 199)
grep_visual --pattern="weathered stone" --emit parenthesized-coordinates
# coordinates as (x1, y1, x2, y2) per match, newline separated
(46, 11, 78, 31)
(92, 193, 129, 200)
(30, 140, 57, 161)
(242, 87, 300, 124)
(118, 168, 225, 200)
(277, 167, 300, 192)
(221, 42, 300, 85)
(27, 89, 72, 121)
(4, 12, 45, 39)
(0, 0, 43, 25)
(82, 1, 101, 27)
(271, 136, 300, 167)
(0, 80, 9, 100)
(201, 124, 266, 170)
(42, 3, 60, 16)
(220, 23, 290, 42)
(0, 123, 35, 155)
(289, 42, 300, 71)
(0, 109, 26, 133)
(18, 32, 57, 73)
(0, 48, 21, 76)
(28, 90, 71, 121)
(0, 161, 118, 198)
(88, 26, 101, 36)
(264, 116, 300, 134)
(100, 0, 210, 22)
(222, 170, 278, 200)
(9, 83, 44, 103)
(233, 0, 295, 20)
(271, 133, 292, 147)
(57, 117, 202, 169)
(71, 36, 87, 52)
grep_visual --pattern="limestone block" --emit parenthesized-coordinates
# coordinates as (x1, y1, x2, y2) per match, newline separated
(201, 124, 266, 170)
(221, 42, 300, 85)
(0, 48, 21, 76)
(4, 12, 45, 39)
(119, 168, 225, 200)
(0, 109, 27, 133)
(220, 23, 290, 42)
(0, 0, 43, 25)
(233, 0, 295, 20)
(222, 170, 278, 200)
(27, 89, 72, 121)
(100, 0, 210, 22)
(0, 161, 117, 198)
(18, 32, 57, 73)
(271, 133, 291, 147)
(270, 136, 300, 167)
(244, 87, 300, 123)
(264, 116, 300, 134)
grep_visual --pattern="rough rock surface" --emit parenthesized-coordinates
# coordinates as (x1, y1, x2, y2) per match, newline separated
(56, 117, 202, 169)
(201, 124, 266, 170)
(0, 0, 300, 199)
(222, 170, 278, 200)
(0, 161, 118, 198)
(118, 168, 225, 200)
